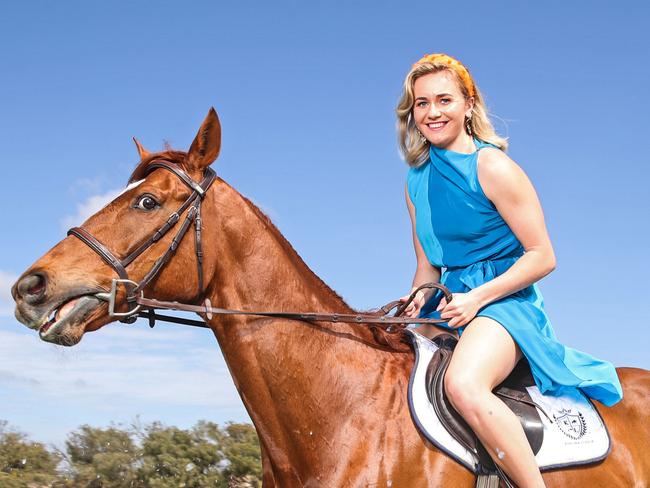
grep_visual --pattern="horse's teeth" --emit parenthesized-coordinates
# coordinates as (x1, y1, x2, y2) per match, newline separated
(57, 299, 78, 321)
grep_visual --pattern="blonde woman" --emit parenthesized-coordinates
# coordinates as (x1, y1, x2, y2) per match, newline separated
(397, 53, 622, 487)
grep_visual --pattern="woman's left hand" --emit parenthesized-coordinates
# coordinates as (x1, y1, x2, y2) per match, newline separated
(436, 291, 482, 328)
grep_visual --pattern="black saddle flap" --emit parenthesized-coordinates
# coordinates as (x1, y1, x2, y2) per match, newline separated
(425, 333, 478, 455)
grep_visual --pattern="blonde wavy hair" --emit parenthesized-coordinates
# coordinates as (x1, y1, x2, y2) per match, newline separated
(396, 58, 508, 167)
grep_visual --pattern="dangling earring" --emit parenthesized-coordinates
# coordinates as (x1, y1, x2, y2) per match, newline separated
(416, 129, 427, 144)
(465, 114, 473, 136)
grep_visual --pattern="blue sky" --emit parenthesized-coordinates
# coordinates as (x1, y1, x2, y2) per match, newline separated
(1, 1, 648, 447)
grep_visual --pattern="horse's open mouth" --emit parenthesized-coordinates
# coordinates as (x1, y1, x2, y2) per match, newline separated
(39, 295, 105, 343)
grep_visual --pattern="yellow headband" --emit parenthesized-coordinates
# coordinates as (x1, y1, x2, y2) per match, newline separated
(413, 53, 476, 98)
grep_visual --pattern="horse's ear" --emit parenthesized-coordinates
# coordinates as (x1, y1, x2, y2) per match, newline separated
(187, 107, 221, 171)
(133, 137, 150, 160)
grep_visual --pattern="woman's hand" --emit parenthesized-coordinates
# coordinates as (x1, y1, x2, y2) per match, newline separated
(399, 290, 428, 318)
(436, 291, 482, 328)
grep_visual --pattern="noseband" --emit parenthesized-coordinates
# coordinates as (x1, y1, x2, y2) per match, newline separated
(68, 160, 216, 323)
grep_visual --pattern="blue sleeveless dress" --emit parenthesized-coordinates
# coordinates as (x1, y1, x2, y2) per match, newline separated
(407, 139, 623, 407)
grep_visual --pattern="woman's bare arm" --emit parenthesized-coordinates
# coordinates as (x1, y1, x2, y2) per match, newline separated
(403, 183, 441, 317)
(469, 148, 556, 308)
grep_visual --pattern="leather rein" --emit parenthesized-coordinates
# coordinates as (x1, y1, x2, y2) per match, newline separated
(67, 160, 453, 331)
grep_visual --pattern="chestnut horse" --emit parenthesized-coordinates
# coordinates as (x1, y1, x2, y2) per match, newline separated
(12, 109, 650, 487)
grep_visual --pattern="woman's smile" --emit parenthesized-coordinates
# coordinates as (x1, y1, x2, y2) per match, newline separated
(426, 121, 448, 132)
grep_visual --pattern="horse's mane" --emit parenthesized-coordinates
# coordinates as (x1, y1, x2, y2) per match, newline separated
(127, 149, 410, 352)
(240, 194, 352, 306)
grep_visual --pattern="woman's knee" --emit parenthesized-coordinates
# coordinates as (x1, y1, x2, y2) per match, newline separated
(444, 369, 488, 420)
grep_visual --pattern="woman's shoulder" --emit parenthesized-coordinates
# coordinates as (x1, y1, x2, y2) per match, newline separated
(477, 143, 519, 176)
(476, 145, 530, 200)
(475, 138, 504, 154)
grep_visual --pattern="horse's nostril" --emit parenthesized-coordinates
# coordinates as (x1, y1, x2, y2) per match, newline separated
(28, 282, 44, 296)
(16, 273, 48, 304)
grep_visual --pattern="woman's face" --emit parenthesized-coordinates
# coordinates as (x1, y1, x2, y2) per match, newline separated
(412, 71, 473, 149)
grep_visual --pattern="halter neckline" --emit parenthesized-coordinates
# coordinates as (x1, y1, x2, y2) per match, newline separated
(429, 138, 481, 160)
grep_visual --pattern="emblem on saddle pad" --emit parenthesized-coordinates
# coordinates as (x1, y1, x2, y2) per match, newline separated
(553, 408, 587, 440)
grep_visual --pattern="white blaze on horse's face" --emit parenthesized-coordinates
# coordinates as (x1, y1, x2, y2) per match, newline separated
(121, 179, 145, 195)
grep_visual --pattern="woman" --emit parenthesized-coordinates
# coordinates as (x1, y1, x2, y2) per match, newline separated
(397, 53, 623, 487)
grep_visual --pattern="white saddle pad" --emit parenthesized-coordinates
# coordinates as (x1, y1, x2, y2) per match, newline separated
(406, 329, 611, 472)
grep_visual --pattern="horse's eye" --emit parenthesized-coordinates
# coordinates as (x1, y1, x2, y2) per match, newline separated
(134, 194, 159, 211)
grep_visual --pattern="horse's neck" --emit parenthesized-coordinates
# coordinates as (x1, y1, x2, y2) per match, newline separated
(202, 183, 401, 468)
(205, 181, 366, 333)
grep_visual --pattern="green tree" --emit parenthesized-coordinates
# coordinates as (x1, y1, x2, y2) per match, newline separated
(0, 420, 61, 488)
(0, 419, 262, 487)
(137, 422, 225, 487)
(220, 423, 261, 486)
(63, 424, 140, 488)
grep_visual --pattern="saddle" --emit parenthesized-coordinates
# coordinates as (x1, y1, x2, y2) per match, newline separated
(406, 329, 612, 488)
(426, 333, 545, 486)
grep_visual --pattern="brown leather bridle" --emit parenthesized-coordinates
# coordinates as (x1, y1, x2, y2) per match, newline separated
(68, 160, 216, 324)
(67, 160, 453, 330)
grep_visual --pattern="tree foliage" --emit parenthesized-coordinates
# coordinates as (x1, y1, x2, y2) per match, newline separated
(137, 422, 224, 487)
(0, 420, 61, 488)
(62, 424, 140, 488)
(220, 423, 262, 483)
(0, 419, 262, 487)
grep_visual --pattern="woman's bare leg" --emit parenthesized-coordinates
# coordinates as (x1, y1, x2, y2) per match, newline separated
(444, 316, 546, 488)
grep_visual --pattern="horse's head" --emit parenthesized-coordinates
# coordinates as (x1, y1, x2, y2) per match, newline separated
(12, 108, 222, 346)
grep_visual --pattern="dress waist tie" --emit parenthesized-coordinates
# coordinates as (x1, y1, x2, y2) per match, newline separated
(444, 253, 523, 290)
